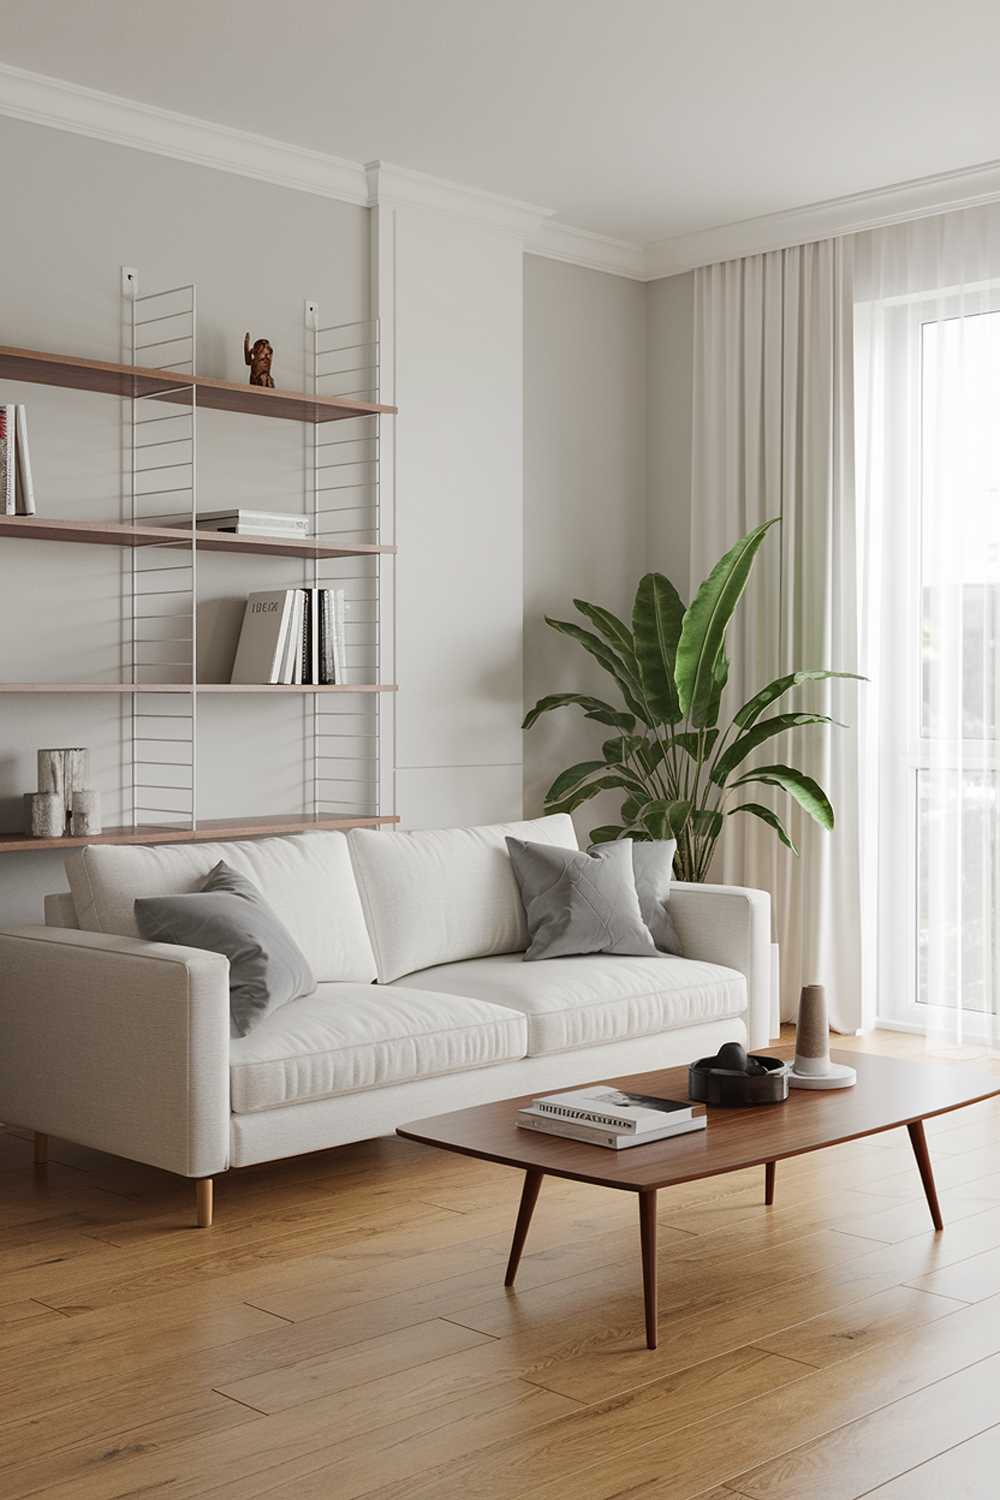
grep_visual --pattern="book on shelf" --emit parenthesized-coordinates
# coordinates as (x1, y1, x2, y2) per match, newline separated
(530, 1086, 705, 1135)
(14, 405, 35, 515)
(161, 509, 310, 538)
(230, 590, 298, 684)
(0, 404, 39, 518)
(0, 405, 13, 516)
(516, 1108, 707, 1151)
(230, 587, 348, 685)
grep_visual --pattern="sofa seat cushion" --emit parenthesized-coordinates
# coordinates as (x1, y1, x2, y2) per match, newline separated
(392, 953, 746, 1057)
(228, 983, 527, 1113)
(65, 831, 376, 984)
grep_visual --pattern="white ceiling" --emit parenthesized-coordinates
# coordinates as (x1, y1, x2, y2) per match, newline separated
(2, 0, 1000, 246)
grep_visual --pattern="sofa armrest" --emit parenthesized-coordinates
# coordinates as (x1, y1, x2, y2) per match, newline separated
(668, 884, 773, 1050)
(0, 926, 230, 1177)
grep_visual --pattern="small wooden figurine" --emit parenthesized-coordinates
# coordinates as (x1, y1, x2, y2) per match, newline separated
(244, 333, 274, 388)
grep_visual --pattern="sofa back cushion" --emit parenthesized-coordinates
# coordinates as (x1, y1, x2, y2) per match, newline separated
(347, 814, 578, 983)
(64, 831, 376, 983)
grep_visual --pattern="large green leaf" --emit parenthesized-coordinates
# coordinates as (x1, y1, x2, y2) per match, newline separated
(730, 763, 835, 830)
(522, 692, 635, 732)
(632, 573, 685, 724)
(602, 734, 647, 766)
(638, 798, 693, 838)
(692, 808, 723, 837)
(621, 795, 642, 823)
(573, 600, 635, 660)
(703, 648, 730, 728)
(544, 618, 651, 725)
(670, 729, 720, 759)
(544, 760, 607, 804)
(710, 713, 840, 785)
(545, 773, 648, 816)
(733, 670, 865, 731)
(675, 518, 779, 726)
(637, 740, 666, 776)
(728, 802, 798, 854)
(589, 824, 628, 844)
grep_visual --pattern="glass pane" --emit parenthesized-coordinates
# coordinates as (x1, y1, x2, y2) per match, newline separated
(920, 311, 1000, 740)
(917, 768, 1000, 1012)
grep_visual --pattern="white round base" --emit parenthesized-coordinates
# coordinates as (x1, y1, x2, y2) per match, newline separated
(788, 1062, 857, 1090)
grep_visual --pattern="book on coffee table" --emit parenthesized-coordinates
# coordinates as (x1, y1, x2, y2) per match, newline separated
(516, 1106, 706, 1150)
(530, 1086, 705, 1134)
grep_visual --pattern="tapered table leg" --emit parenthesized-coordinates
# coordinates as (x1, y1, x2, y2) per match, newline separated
(505, 1168, 544, 1286)
(639, 1189, 658, 1350)
(908, 1119, 943, 1231)
(764, 1161, 776, 1205)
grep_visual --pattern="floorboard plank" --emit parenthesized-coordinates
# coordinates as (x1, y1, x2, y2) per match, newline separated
(726, 1350, 1000, 1499)
(855, 1421, 1000, 1498)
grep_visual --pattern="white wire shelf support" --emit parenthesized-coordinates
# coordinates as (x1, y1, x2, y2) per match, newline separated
(125, 273, 198, 834)
(307, 307, 393, 824)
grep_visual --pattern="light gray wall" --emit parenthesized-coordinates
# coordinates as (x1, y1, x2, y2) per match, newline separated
(646, 270, 695, 597)
(0, 115, 698, 924)
(0, 115, 369, 924)
(522, 254, 648, 839)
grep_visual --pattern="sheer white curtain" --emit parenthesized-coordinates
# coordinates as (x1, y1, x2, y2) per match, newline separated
(855, 204, 1000, 1053)
(691, 240, 864, 1032)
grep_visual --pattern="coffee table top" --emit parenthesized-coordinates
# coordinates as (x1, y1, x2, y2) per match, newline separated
(396, 1044, 1000, 1192)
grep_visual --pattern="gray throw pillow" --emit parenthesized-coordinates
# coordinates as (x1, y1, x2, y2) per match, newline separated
(506, 836, 659, 961)
(590, 838, 682, 955)
(134, 860, 316, 1037)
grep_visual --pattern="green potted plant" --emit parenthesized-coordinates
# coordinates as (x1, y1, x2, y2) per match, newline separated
(523, 518, 861, 883)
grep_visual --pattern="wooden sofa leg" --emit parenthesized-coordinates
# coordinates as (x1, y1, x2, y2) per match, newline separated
(33, 1132, 48, 1167)
(195, 1178, 213, 1228)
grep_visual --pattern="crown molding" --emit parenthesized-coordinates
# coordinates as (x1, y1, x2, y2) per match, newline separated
(643, 156, 1000, 279)
(365, 160, 551, 237)
(4, 60, 1000, 282)
(0, 60, 371, 203)
(527, 220, 647, 280)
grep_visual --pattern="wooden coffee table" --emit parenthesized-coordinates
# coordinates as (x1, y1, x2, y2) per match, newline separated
(397, 1044, 1000, 1349)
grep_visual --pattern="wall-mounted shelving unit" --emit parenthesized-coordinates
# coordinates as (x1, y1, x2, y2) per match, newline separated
(0, 277, 397, 852)
(0, 344, 396, 423)
(0, 514, 395, 561)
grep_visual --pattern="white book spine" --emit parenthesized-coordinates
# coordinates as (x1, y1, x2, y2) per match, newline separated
(516, 1111, 706, 1150)
(0, 405, 15, 516)
(279, 590, 300, 683)
(534, 1092, 697, 1134)
(14, 406, 34, 515)
(534, 1102, 643, 1132)
(332, 588, 347, 684)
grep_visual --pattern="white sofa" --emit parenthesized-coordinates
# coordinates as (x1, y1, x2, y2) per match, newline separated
(0, 814, 771, 1225)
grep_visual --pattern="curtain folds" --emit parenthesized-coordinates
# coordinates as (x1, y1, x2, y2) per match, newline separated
(691, 241, 865, 1032)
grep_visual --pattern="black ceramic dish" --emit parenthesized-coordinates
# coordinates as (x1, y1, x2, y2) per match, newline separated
(688, 1054, 790, 1107)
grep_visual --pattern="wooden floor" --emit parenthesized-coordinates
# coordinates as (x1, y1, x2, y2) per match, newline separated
(4, 1027, 1000, 1498)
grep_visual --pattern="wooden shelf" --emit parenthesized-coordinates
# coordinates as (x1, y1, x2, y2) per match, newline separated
(0, 515, 394, 559)
(0, 812, 400, 854)
(0, 344, 396, 424)
(0, 683, 396, 694)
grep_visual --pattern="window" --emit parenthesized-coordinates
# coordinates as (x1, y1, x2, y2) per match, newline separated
(868, 296, 1000, 1039)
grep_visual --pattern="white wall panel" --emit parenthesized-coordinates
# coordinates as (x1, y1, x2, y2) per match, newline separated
(373, 197, 526, 826)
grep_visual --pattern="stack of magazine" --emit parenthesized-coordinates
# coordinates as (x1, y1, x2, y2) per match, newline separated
(0, 403, 36, 515)
(164, 509, 309, 540)
(516, 1086, 706, 1150)
(230, 587, 346, 685)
